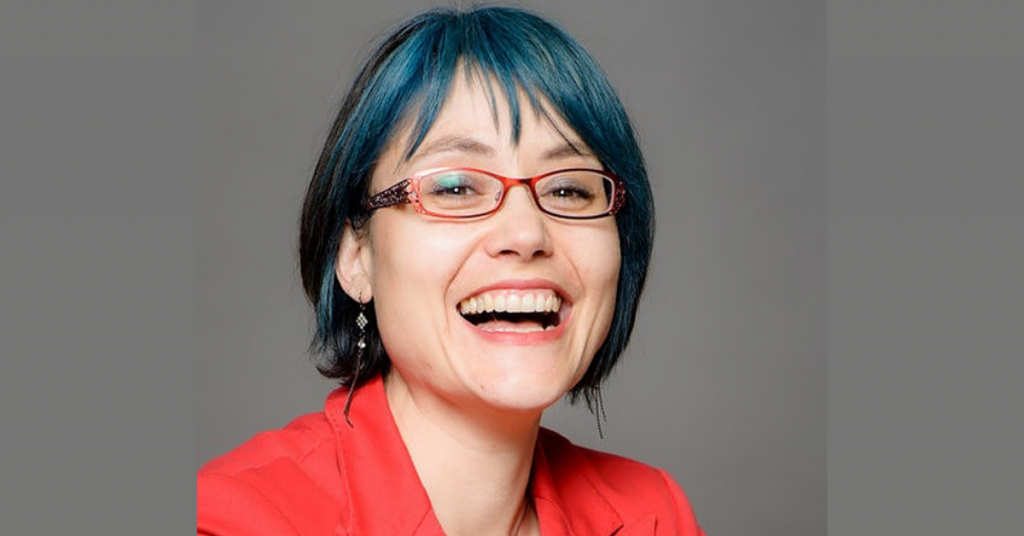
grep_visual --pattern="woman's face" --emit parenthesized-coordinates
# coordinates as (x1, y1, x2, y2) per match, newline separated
(340, 76, 621, 413)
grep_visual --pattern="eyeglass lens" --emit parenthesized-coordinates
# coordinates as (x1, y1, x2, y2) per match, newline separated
(419, 170, 615, 217)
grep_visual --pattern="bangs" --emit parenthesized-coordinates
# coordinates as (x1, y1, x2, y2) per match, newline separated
(396, 15, 560, 160)
(357, 8, 632, 173)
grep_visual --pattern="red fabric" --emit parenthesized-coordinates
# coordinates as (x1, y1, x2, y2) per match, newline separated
(198, 376, 706, 535)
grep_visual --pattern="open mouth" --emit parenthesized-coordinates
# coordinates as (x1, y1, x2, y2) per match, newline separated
(458, 290, 564, 333)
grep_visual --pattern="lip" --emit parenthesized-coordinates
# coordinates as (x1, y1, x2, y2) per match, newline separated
(457, 278, 572, 345)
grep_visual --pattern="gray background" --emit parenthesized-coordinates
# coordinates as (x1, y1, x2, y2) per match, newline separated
(197, 1, 824, 535)
(4, 0, 1019, 535)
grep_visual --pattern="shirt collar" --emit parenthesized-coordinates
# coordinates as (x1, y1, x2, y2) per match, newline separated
(325, 375, 443, 536)
(324, 375, 626, 536)
(530, 430, 624, 536)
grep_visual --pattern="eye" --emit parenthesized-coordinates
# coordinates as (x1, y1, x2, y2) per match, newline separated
(426, 172, 480, 197)
(548, 184, 595, 200)
(538, 176, 598, 203)
(418, 170, 502, 215)
(535, 171, 615, 216)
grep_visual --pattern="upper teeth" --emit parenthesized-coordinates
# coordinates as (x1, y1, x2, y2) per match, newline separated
(459, 290, 562, 316)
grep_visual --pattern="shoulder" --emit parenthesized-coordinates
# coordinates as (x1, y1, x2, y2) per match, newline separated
(197, 412, 345, 536)
(537, 428, 706, 535)
(199, 411, 336, 477)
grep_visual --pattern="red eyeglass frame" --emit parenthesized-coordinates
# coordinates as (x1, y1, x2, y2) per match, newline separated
(363, 167, 627, 220)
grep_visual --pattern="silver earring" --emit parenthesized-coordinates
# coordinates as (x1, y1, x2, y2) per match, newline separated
(343, 296, 368, 427)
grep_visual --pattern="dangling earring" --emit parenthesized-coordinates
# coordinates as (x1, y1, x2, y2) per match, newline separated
(343, 295, 368, 427)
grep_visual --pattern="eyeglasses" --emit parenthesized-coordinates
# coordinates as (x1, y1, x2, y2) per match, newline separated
(364, 167, 626, 220)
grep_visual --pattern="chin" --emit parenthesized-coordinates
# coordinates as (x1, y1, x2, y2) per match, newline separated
(463, 366, 581, 414)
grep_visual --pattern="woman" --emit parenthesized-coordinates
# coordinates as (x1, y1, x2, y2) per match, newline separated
(198, 6, 704, 535)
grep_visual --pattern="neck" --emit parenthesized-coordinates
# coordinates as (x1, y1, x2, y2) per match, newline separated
(385, 372, 540, 536)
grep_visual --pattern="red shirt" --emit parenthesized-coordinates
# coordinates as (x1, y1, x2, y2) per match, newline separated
(198, 375, 705, 535)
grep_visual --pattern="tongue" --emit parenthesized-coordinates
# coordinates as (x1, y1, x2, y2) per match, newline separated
(475, 318, 545, 332)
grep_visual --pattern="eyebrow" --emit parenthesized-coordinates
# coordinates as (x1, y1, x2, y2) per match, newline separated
(410, 136, 496, 162)
(542, 140, 594, 160)
(409, 135, 594, 163)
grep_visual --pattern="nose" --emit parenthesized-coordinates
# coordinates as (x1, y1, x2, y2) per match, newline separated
(484, 184, 553, 260)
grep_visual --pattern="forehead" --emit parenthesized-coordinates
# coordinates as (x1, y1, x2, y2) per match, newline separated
(390, 72, 589, 164)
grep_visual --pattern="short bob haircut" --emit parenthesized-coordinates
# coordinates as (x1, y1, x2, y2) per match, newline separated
(299, 5, 654, 409)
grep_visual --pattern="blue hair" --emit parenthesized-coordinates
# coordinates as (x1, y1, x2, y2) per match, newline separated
(300, 5, 654, 408)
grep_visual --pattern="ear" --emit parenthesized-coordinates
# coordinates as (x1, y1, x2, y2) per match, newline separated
(335, 222, 374, 303)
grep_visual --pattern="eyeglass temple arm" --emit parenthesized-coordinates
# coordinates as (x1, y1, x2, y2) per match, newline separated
(364, 179, 412, 211)
(610, 181, 627, 214)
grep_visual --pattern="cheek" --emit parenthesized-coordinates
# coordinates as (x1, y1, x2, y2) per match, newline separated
(596, 229, 622, 318)
(566, 226, 621, 323)
(366, 219, 476, 322)
(589, 227, 622, 290)
(597, 239, 622, 324)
